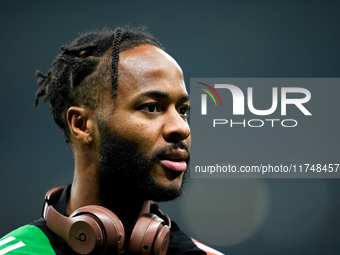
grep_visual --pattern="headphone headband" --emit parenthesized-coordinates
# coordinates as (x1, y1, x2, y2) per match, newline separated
(42, 184, 67, 219)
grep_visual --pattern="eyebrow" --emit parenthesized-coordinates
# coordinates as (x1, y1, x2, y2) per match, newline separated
(136, 90, 190, 101)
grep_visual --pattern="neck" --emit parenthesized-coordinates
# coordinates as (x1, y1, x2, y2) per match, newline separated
(66, 169, 151, 236)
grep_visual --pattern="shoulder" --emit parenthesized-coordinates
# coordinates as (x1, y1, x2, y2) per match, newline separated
(168, 221, 224, 255)
(191, 239, 225, 255)
(0, 224, 56, 254)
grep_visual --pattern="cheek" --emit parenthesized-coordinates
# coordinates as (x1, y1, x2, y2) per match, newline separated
(120, 121, 161, 147)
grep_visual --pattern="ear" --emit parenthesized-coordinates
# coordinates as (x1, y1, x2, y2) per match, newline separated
(66, 106, 95, 145)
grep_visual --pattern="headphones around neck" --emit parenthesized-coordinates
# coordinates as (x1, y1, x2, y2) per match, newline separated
(42, 185, 171, 255)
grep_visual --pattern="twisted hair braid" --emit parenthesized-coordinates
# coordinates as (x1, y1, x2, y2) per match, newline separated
(111, 29, 123, 97)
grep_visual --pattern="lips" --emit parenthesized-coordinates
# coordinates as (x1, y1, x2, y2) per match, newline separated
(159, 149, 189, 172)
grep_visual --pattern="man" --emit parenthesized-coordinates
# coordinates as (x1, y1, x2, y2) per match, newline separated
(0, 27, 222, 255)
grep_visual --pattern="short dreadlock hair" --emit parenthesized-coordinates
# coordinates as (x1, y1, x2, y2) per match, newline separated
(35, 26, 163, 143)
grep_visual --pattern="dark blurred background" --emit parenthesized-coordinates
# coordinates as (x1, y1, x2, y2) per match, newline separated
(0, 1, 339, 254)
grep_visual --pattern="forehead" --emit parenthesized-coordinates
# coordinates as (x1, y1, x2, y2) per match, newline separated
(116, 44, 187, 96)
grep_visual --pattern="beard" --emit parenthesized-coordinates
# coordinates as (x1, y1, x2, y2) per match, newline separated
(97, 120, 189, 203)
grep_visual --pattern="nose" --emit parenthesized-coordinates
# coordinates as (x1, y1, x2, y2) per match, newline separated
(162, 108, 191, 143)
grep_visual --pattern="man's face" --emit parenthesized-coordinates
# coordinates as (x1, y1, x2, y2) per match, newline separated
(97, 44, 191, 202)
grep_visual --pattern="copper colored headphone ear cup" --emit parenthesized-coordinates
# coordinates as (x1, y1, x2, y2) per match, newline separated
(70, 205, 125, 255)
(68, 214, 104, 254)
(152, 226, 170, 255)
(129, 214, 169, 255)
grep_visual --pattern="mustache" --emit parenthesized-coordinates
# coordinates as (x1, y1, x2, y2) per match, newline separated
(151, 141, 190, 163)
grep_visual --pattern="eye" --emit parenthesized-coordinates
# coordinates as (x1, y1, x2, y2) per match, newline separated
(178, 105, 190, 117)
(139, 103, 159, 113)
